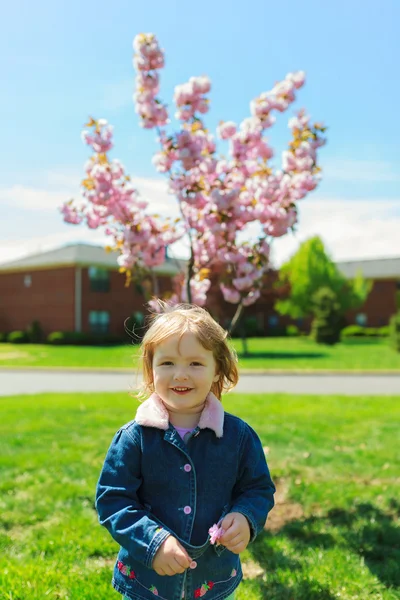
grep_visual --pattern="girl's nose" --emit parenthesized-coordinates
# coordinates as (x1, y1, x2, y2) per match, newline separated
(174, 370, 189, 380)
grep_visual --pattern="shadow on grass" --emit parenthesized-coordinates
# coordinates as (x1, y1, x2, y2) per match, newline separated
(236, 352, 327, 360)
(325, 502, 400, 588)
(341, 339, 389, 346)
(247, 501, 400, 594)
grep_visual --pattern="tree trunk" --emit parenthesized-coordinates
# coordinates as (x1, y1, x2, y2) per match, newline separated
(240, 328, 249, 356)
(228, 302, 249, 357)
(228, 302, 244, 335)
(186, 248, 194, 304)
(151, 272, 160, 297)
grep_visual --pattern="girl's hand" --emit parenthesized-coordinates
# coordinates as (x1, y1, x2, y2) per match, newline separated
(218, 512, 251, 554)
(152, 535, 192, 576)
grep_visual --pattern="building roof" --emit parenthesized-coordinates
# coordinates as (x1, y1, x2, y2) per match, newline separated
(0, 243, 186, 275)
(336, 256, 400, 279)
(0, 242, 399, 280)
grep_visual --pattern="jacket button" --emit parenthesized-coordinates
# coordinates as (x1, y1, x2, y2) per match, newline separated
(183, 506, 192, 515)
(189, 561, 197, 569)
(184, 464, 192, 472)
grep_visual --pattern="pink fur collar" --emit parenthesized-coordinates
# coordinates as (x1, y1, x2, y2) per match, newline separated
(135, 391, 224, 438)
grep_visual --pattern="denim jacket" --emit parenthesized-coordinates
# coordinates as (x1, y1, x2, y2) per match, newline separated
(95, 392, 275, 600)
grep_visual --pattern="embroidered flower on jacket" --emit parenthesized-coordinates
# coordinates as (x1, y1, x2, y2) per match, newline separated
(150, 585, 159, 595)
(117, 560, 136, 579)
(194, 581, 214, 597)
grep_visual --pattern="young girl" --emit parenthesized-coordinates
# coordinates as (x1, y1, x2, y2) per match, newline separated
(96, 303, 275, 600)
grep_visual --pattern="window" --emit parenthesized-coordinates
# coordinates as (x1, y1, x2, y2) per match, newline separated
(88, 267, 110, 292)
(132, 311, 144, 327)
(89, 311, 110, 334)
(24, 275, 32, 288)
(268, 314, 279, 327)
(355, 313, 367, 326)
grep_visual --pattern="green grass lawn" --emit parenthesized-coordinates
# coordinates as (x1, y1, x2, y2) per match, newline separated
(1, 337, 400, 371)
(1, 392, 399, 599)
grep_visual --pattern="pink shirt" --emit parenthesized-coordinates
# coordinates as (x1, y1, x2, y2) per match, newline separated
(174, 426, 195, 442)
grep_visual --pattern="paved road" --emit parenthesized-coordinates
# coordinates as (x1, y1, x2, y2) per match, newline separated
(1, 370, 400, 396)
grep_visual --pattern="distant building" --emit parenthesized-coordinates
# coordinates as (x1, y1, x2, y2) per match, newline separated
(336, 257, 399, 327)
(0, 244, 184, 337)
(0, 244, 398, 336)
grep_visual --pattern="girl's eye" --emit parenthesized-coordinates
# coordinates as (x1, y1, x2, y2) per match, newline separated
(158, 361, 203, 366)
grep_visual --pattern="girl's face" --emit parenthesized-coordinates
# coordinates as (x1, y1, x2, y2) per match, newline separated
(152, 331, 220, 414)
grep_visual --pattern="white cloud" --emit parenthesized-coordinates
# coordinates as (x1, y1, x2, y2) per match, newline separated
(0, 230, 110, 265)
(45, 168, 85, 190)
(0, 173, 176, 215)
(0, 184, 78, 211)
(323, 159, 400, 183)
(270, 197, 400, 267)
(1, 168, 400, 268)
(0, 172, 179, 265)
(133, 177, 179, 216)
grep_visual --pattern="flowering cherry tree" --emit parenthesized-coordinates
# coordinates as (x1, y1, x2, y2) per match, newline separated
(61, 32, 326, 332)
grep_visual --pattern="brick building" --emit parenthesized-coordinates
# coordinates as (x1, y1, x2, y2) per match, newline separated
(333, 256, 399, 327)
(0, 243, 398, 337)
(0, 244, 184, 337)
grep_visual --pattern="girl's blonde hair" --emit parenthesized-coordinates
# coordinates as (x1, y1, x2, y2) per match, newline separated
(138, 302, 239, 400)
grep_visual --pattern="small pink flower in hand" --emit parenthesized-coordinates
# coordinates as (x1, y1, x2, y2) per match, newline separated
(208, 523, 225, 545)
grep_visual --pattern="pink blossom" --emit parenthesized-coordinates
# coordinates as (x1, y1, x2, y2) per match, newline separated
(117, 253, 135, 269)
(132, 34, 165, 71)
(152, 152, 173, 173)
(197, 98, 209, 114)
(133, 33, 168, 129)
(60, 202, 82, 225)
(136, 71, 159, 92)
(174, 81, 195, 106)
(221, 285, 241, 304)
(288, 70, 306, 89)
(242, 289, 261, 306)
(173, 76, 211, 121)
(147, 298, 163, 313)
(62, 34, 326, 311)
(81, 121, 114, 154)
(282, 151, 297, 172)
(240, 117, 263, 134)
(217, 121, 237, 140)
(191, 75, 211, 94)
(232, 275, 254, 292)
(208, 524, 224, 545)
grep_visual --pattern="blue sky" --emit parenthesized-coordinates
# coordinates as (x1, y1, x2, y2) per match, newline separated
(1, 0, 400, 267)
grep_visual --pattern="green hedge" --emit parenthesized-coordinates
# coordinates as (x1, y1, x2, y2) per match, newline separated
(286, 324, 300, 337)
(47, 331, 126, 346)
(231, 322, 301, 338)
(7, 331, 30, 343)
(1, 329, 127, 346)
(310, 287, 342, 345)
(341, 325, 390, 339)
(389, 313, 400, 352)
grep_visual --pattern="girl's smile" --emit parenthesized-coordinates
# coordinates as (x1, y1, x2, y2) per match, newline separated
(170, 387, 193, 394)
